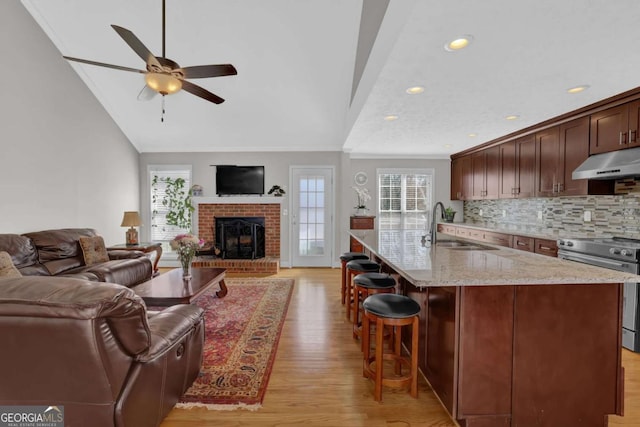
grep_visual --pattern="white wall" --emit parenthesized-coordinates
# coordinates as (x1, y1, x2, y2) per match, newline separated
(0, 2, 140, 245)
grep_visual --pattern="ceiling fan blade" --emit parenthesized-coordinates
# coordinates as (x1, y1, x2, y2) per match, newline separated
(111, 25, 163, 70)
(181, 64, 237, 79)
(181, 80, 225, 104)
(63, 56, 146, 73)
(137, 85, 158, 101)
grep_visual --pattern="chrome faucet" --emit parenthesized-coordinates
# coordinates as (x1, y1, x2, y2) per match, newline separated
(430, 202, 445, 245)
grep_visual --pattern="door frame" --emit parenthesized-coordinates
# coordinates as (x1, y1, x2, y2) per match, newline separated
(288, 165, 336, 267)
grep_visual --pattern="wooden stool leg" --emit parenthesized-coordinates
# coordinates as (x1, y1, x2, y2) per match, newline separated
(374, 316, 384, 402)
(352, 286, 361, 339)
(340, 260, 347, 305)
(362, 312, 371, 377)
(394, 324, 403, 375)
(411, 316, 419, 398)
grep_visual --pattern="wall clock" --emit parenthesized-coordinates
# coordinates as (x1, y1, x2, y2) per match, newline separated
(354, 171, 368, 186)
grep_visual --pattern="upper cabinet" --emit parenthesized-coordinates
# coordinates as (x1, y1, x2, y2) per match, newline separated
(498, 136, 536, 199)
(451, 155, 472, 200)
(535, 126, 561, 197)
(471, 146, 499, 199)
(590, 101, 640, 154)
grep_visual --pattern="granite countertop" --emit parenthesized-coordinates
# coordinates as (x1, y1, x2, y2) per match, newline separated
(349, 227, 639, 288)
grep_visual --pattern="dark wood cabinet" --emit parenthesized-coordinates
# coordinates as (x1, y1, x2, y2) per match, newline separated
(471, 146, 499, 199)
(437, 223, 457, 235)
(425, 286, 457, 415)
(536, 118, 589, 197)
(512, 235, 535, 252)
(589, 101, 640, 154)
(535, 126, 561, 197)
(498, 140, 517, 198)
(349, 216, 374, 252)
(558, 117, 590, 196)
(483, 231, 511, 248)
(534, 238, 558, 257)
(515, 134, 536, 198)
(451, 155, 472, 200)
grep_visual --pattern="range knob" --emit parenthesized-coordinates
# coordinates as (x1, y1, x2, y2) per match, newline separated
(621, 249, 632, 257)
(610, 248, 621, 255)
(566, 241, 574, 247)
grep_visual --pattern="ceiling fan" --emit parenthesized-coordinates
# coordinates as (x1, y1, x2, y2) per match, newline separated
(62, 0, 237, 105)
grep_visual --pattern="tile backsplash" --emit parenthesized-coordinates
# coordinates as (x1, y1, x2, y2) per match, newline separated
(463, 178, 640, 238)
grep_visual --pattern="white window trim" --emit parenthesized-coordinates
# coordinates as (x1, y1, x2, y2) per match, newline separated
(376, 168, 434, 213)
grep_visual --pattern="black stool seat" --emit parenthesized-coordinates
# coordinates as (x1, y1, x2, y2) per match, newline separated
(340, 252, 369, 262)
(354, 273, 395, 289)
(346, 259, 380, 272)
(363, 294, 420, 319)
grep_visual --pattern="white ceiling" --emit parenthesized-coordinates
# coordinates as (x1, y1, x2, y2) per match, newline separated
(21, 0, 640, 158)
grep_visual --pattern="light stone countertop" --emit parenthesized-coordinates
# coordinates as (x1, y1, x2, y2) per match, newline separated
(349, 227, 639, 288)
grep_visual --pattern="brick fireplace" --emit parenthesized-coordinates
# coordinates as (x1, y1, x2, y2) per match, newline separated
(194, 201, 281, 273)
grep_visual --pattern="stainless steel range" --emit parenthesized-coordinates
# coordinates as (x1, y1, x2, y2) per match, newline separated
(558, 237, 640, 351)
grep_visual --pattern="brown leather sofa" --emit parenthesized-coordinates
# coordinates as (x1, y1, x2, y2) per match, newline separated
(0, 275, 205, 427)
(0, 228, 152, 287)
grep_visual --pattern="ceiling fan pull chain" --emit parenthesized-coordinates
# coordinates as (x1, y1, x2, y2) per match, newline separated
(161, 94, 166, 122)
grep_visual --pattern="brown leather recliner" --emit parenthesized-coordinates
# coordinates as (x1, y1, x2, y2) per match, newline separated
(0, 276, 204, 427)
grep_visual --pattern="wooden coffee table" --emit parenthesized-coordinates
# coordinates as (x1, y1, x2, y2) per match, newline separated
(132, 267, 227, 306)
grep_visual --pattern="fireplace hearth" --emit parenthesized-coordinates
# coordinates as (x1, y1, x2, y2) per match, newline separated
(215, 217, 265, 260)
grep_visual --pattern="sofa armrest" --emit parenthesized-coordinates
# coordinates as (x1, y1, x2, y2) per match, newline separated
(108, 250, 145, 260)
(138, 304, 204, 363)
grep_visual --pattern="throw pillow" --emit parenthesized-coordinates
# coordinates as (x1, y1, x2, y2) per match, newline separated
(0, 251, 22, 278)
(79, 236, 109, 266)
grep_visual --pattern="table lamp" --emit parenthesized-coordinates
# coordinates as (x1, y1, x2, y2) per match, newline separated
(121, 211, 142, 246)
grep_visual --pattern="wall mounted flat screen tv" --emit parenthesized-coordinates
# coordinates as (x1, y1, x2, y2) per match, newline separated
(216, 165, 265, 196)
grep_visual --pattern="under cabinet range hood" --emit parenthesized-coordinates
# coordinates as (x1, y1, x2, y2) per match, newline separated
(572, 146, 640, 180)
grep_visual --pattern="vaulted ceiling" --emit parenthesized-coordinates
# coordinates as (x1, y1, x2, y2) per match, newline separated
(22, 0, 640, 157)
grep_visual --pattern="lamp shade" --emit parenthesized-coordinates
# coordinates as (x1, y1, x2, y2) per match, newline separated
(121, 211, 142, 227)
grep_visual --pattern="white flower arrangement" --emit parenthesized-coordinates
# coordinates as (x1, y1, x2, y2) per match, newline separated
(352, 186, 372, 210)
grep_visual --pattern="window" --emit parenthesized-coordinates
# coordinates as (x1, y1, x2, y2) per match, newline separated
(149, 165, 192, 243)
(377, 168, 433, 213)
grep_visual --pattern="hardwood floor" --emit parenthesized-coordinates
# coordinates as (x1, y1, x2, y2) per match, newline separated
(160, 268, 640, 427)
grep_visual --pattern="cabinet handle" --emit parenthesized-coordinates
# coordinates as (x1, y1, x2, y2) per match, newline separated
(631, 130, 637, 143)
(620, 132, 624, 145)
(558, 183, 563, 192)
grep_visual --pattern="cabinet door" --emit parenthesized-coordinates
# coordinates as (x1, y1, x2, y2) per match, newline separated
(590, 104, 629, 154)
(451, 156, 472, 200)
(425, 287, 457, 415)
(499, 140, 517, 198)
(534, 238, 558, 257)
(535, 126, 560, 197)
(471, 151, 487, 199)
(558, 116, 589, 196)
(515, 135, 536, 198)
(484, 145, 500, 199)
(628, 100, 640, 148)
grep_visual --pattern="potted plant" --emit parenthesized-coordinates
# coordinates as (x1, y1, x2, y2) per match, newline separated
(353, 186, 371, 216)
(268, 185, 286, 197)
(443, 207, 456, 223)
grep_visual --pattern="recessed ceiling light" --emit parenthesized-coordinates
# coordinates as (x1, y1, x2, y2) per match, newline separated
(445, 35, 474, 52)
(406, 86, 425, 95)
(505, 115, 520, 121)
(384, 115, 399, 121)
(468, 133, 478, 137)
(444, 144, 452, 148)
(567, 85, 590, 94)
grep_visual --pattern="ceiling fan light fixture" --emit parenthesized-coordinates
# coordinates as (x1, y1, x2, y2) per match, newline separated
(145, 72, 182, 95)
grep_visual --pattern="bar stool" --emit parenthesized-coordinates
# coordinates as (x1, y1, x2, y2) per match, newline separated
(352, 273, 396, 342)
(362, 293, 420, 402)
(339, 252, 369, 305)
(345, 259, 380, 321)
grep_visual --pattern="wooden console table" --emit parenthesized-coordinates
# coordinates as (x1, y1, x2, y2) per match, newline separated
(349, 216, 375, 252)
(107, 242, 163, 276)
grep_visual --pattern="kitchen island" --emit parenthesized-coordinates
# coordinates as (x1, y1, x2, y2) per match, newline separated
(350, 227, 639, 427)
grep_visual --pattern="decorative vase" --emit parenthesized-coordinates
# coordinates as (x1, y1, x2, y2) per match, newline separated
(355, 207, 368, 216)
(180, 254, 193, 279)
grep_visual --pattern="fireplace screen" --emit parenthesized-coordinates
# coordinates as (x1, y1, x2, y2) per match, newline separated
(215, 217, 265, 259)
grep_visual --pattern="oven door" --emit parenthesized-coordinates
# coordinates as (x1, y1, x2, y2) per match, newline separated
(558, 249, 639, 274)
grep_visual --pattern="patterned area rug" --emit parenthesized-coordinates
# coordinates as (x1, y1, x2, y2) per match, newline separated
(176, 277, 294, 411)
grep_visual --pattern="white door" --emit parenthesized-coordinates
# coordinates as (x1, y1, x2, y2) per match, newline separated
(290, 167, 334, 267)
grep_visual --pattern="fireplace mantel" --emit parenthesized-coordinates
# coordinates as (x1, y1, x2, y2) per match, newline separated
(193, 196, 284, 206)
